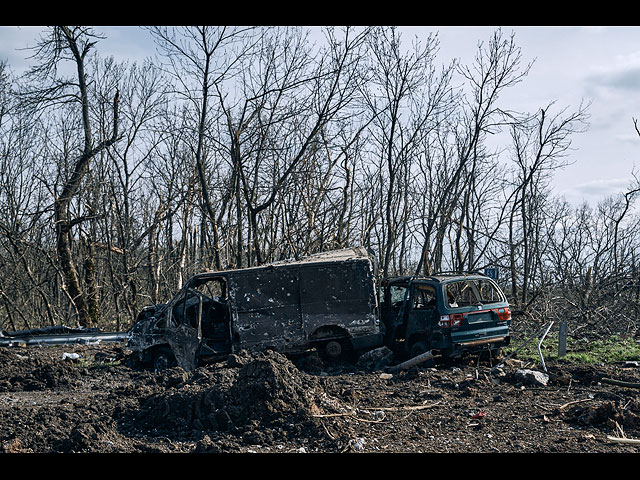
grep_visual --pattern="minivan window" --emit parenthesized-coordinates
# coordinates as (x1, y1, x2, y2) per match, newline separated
(412, 285, 436, 309)
(389, 285, 408, 306)
(474, 279, 504, 304)
(445, 278, 504, 308)
(445, 281, 477, 307)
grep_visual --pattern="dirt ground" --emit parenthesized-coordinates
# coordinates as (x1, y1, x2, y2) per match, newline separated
(1, 338, 640, 454)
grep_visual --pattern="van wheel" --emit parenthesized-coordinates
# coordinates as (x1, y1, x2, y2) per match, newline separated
(319, 338, 354, 362)
(410, 341, 428, 358)
(152, 349, 176, 371)
(324, 340, 343, 359)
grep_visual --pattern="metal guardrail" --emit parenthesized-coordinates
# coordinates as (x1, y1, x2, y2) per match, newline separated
(0, 331, 129, 347)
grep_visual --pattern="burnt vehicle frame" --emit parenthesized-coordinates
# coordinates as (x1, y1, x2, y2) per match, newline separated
(379, 273, 511, 360)
(127, 248, 382, 370)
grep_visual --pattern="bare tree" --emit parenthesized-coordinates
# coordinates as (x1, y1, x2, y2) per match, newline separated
(148, 26, 257, 271)
(363, 26, 454, 277)
(19, 27, 120, 327)
(507, 101, 589, 304)
(215, 26, 371, 266)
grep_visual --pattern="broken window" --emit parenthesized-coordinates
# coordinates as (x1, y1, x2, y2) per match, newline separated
(445, 281, 477, 307)
(473, 279, 505, 304)
(171, 290, 199, 327)
(193, 277, 226, 301)
(170, 277, 228, 334)
(444, 279, 505, 308)
(412, 285, 436, 309)
(389, 285, 408, 308)
(194, 278, 229, 341)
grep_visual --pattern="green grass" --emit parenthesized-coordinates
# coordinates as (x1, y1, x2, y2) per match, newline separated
(504, 333, 640, 365)
(72, 359, 122, 369)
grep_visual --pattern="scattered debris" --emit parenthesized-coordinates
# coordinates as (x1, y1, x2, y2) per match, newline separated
(515, 369, 549, 387)
(62, 353, 81, 362)
(558, 398, 593, 411)
(387, 350, 436, 372)
(348, 437, 366, 451)
(2, 342, 640, 453)
(607, 436, 640, 445)
(600, 377, 640, 389)
(357, 346, 394, 371)
(607, 421, 640, 444)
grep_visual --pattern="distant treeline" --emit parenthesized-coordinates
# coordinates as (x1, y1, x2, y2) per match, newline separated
(0, 26, 638, 336)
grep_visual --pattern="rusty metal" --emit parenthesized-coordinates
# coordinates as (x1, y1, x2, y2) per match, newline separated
(458, 336, 507, 347)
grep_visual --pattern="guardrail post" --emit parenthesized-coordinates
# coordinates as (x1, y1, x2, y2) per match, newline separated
(558, 320, 568, 358)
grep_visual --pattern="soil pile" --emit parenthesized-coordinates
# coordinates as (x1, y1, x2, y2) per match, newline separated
(0, 348, 82, 392)
(132, 350, 325, 448)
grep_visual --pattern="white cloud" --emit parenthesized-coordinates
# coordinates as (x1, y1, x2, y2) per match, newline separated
(615, 133, 640, 145)
(585, 51, 640, 95)
(558, 177, 633, 205)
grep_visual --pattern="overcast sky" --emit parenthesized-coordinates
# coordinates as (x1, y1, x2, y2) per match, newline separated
(1, 25, 639, 207)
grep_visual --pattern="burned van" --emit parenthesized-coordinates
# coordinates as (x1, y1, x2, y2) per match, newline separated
(380, 273, 511, 359)
(127, 247, 382, 370)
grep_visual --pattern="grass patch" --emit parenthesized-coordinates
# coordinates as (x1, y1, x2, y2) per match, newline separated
(72, 358, 122, 369)
(504, 333, 640, 365)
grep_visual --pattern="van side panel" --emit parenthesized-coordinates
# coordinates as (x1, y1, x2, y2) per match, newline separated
(228, 268, 305, 351)
(298, 260, 379, 338)
(227, 259, 379, 353)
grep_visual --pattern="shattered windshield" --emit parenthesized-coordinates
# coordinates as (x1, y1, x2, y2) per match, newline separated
(170, 277, 227, 327)
(192, 277, 226, 301)
(389, 284, 408, 307)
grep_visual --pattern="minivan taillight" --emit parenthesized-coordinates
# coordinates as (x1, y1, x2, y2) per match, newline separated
(496, 308, 511, 322)
(439, 313, 464, 327)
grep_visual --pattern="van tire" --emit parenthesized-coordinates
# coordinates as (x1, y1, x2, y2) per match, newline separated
(317, 338, 354, 362)
(152, 348, 176, 371)
(325, 340, 343, 359)
(409, 341, 428, 358)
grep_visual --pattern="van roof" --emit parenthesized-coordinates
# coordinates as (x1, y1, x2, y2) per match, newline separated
(188, 247, 373, 282)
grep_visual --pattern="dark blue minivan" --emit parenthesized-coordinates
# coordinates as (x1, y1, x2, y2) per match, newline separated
(380, 274, 511, 359)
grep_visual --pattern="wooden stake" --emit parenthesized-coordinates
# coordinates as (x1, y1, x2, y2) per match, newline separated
(607, 436, 640, 445)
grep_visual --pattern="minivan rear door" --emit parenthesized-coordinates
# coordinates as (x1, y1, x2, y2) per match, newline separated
(444, 278, 510, 346)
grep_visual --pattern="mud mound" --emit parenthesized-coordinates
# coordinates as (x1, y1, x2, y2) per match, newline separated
(132, 350, 323, 443)
(565, 399, 640, 432)
(0, 348, 82, 392)
(228, 350, 320, 426)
